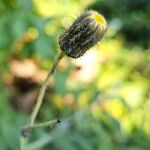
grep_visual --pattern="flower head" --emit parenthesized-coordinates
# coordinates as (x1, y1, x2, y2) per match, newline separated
(59, 10, 107, 58)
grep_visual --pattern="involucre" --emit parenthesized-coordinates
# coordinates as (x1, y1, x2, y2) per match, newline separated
(59, 10, 107, 58)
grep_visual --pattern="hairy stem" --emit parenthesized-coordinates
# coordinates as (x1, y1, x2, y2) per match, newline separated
(20, 51, 64, 149)
(24, 119, 61, 129)
(30, 51, 64, 126)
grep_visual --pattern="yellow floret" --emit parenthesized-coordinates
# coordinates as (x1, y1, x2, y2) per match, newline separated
(91, 12, 107, 27)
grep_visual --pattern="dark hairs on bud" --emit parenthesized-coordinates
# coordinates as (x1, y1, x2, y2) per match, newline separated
(59, 10, 107, 58)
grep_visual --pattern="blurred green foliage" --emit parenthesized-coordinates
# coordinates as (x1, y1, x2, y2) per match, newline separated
(0, 0, 150, 150)
(88, 0, 150, 49)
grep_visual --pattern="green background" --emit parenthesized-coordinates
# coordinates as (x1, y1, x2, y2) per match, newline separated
(0, 0, 150, 149)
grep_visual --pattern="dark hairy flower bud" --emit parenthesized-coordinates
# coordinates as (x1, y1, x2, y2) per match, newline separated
(59, 10, 107, 58)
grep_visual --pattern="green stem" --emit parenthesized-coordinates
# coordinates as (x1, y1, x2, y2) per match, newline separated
(20, 51, 64, 149)
(20, 136, 28, 150)
(30, 51, 64, 125)
(24, 119, 60, 129)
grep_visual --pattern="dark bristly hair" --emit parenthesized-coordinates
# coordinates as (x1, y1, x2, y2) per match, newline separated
(59, 10, 107, 58)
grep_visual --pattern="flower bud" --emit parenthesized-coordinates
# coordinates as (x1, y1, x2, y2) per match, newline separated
(59, 10, 107, 58)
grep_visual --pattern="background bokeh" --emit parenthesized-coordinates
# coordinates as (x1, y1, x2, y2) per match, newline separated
(0, 0, 150, 149)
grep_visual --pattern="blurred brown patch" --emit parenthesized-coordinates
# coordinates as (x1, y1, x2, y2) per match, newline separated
(7, 58, 54, 113)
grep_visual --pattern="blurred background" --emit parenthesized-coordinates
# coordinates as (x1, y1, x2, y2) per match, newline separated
(0, 0, 150, 149)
